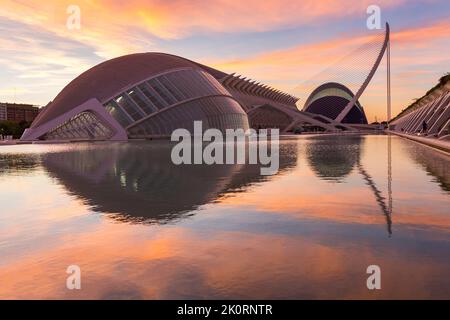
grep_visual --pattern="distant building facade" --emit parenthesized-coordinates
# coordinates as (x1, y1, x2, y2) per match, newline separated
(0, 104, 6, 121)
(0, 103, 40, 123)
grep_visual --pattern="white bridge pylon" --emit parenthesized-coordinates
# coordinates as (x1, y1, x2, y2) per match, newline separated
(334, 23, 390, 123)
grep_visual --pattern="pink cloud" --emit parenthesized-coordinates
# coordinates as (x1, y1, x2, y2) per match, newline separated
(1, 0, 409, 56)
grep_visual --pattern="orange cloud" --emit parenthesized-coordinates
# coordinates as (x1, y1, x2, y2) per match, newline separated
(1, 0, 408, 57)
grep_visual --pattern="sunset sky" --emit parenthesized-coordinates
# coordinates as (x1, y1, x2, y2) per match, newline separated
(0, 0, 449, 122)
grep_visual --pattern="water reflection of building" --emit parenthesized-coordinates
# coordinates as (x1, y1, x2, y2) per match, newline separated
(305, 135, 393, 235)
(42, 142, 297, 224)
(0, 153, 41, 174)
(305, 135, 362, 182)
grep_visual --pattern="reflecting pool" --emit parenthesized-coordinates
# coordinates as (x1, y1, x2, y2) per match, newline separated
(0, 134, 449, 299)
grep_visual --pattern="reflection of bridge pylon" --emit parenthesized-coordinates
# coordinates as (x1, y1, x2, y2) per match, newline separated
(357, 135, 393, 236)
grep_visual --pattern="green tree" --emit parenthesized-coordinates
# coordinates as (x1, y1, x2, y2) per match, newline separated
(0, 120, 31, 139)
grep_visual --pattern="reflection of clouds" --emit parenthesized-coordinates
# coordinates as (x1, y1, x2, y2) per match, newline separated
(1, 222, 449, 299)
(1, 138, 450, 299)
(222, 136, 450, 234)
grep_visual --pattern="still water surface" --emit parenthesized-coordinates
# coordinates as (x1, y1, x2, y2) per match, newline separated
(0, 135, 449, 299)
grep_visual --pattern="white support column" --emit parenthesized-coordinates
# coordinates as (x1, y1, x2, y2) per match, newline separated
(335, 23, 390, 123)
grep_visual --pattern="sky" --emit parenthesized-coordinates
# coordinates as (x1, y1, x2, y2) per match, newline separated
(0, 0, 449, 122)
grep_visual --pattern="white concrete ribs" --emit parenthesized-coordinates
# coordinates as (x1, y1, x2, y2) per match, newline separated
(390, 82, 450, 140)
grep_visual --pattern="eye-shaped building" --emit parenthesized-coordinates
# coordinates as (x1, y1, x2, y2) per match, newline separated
(21, 52, 360, 141)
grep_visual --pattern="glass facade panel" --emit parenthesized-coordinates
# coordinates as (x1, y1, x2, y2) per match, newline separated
(127, 96, 248, 138)
(43, 111, 113, 141)
(126, 89, 155, 115)
(102, 68, 238, 134)
(105, 101, 133, 127)
(115, 95, 144, 121)
(137, 83, 167, 110)
(147, 79, 177, 105)
(158, 76, 185, 101)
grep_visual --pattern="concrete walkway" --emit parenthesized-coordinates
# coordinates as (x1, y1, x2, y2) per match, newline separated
(388, 131, 450, 154)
